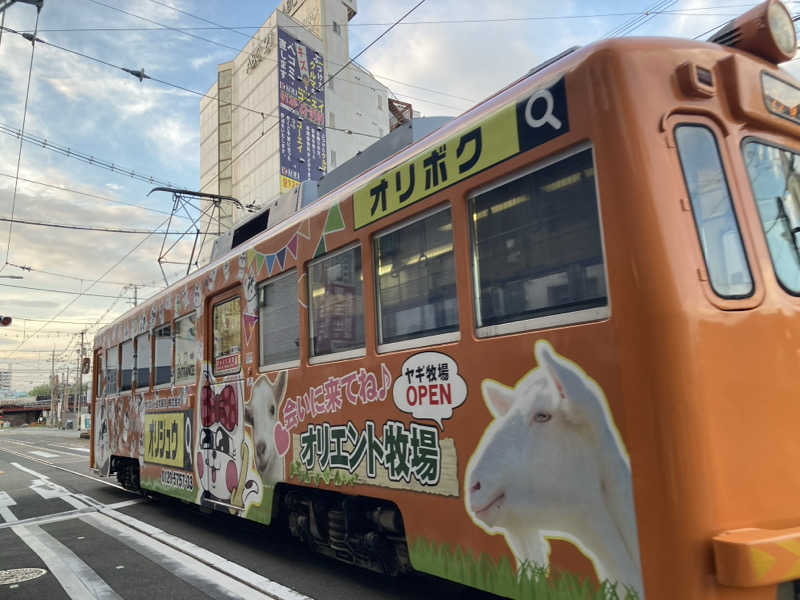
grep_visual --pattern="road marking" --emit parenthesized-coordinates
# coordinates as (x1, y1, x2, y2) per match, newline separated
(83, 510, 311, 600)
(0, 499, 145, 531)
(30, 451, 64, 458)
(49, 444, 90, 453)
(0, 445, 130, 493)
(0, 491, 18, 523)
(13, 524, 124, 599)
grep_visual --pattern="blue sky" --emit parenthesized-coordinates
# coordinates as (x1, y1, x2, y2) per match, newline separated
(0, 0, 797, 391)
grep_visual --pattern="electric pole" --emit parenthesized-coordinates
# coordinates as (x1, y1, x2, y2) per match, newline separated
(77, 330, 85, 431)
(49, 349, 54, 426)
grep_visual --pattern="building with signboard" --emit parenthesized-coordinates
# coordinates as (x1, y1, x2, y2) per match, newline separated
(200, 0, 391, 227)
(0, 365, 11, 399)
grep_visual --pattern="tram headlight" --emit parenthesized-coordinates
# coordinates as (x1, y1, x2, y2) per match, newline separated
(767, 1, 796, 57)
(709, 0, 796, 64)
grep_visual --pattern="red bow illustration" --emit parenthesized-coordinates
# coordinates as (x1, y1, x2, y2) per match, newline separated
(201, 384, 238, 431)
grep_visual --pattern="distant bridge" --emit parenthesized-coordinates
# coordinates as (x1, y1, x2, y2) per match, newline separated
(0, 398, 51, 425)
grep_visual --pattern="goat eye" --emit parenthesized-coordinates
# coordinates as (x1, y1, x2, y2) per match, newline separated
(269, 404, 275, 417)
(533, 412, 551, 423)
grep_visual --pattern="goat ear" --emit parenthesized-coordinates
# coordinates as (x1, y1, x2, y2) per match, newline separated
(482, 380, 515, 418)
(536, 341, 568, 399)
(272, 371, 288, 403)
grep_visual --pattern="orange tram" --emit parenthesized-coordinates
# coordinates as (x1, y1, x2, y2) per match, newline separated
(90, 2, 800, 597)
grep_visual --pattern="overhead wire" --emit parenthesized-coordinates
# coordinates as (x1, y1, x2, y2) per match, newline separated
(0, 282, 135, 299)
(3, 215, 171, 359)
(3, 6, 41, 273)
(4, 263, 165, 289)
(0, 216, 201, 235)
(0, 172, 189, 219)
(0, 122, 178, 187)
(83, 0, 472, 113)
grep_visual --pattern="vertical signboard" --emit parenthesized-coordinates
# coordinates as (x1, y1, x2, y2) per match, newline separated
(278, 28, 327, 193)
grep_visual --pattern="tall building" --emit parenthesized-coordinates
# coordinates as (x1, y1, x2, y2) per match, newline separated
(200, 0, 390, 227)
(0, 364, 11, 399)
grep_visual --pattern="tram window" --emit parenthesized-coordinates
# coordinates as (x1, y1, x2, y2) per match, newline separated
(175, 313, 197, 384)
(105, 346, 118, 395)
(134, 332, 150, 390)
(213, 297, 242, 376)
(470, 146, 608, 334)
(743, 140, 800, 294)
(121, 340, 134, 392)
(259, 270, 299, 368)
(375, 206, 458, 346)
(675, 126, 753, 298)
(309, 244, 365, 358)
(154, 324, 172, 386)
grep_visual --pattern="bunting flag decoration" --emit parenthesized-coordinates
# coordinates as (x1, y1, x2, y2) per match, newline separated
(298, 218, 311, 240)
(243, 314, 258, 346)
(324, 204, 346, 235)
(286, 233, 299, 259)
(247, 227, 307, 277)
(314, 235, 327, 258)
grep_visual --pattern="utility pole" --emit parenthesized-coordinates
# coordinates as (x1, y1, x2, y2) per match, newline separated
(77, 330, 84, 431)
(49, 349, 54, 426)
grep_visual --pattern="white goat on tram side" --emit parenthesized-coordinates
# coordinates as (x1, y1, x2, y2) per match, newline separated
(466, 340, 644, 597)
(245, 372, 287, 484)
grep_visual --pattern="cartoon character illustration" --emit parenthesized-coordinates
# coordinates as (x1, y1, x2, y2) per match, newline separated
(197, 380, 259, 507)
(158, 302, 165, 325)
(181, 287, 190, 312)
(466, 341, 644, 597)
(245, 270, 258, 316)
(238, 251, 247, 276)
(174, 293, 181, 315)
(223, 261, 231, 282)
(207, 268, 217, 291)
(245, 372, 287, 484)
(95, 400, 110, 475)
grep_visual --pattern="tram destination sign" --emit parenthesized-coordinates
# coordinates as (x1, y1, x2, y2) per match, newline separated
(353, 77, 569, 229)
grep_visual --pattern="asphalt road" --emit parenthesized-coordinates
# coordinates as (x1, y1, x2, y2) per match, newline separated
(0, 427, 500, 600)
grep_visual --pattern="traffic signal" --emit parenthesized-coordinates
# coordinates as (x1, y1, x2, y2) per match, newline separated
(0, 316, 11, 327)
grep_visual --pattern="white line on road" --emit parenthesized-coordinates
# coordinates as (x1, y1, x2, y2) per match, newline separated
(83, 510, 312, 600)
(29, 451, 61, 458)
(13, 524, 124, 600)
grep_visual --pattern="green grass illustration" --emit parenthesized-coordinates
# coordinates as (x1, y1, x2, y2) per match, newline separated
(289, 460, 359, 487)
(409, 538, 639, 600)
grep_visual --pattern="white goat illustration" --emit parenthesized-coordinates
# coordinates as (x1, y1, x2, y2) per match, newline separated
(245, 372, 287, 484)
(466, 341, 644, 597)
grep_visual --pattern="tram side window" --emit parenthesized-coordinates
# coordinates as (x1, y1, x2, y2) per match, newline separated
(675, 125, 753, 298)
(470, 147, 608, 333)
(375, 206, 458, 346)
(154, 325, 172, 386)
(135, 332, 150, 390)
(309, 245, 364, 357)
(175, 313, 197, 384)
(120, 340, 134, 392)
(213, 298, 242, 376)
(259, 271, 299, 368)
(105, 346, 118, 395)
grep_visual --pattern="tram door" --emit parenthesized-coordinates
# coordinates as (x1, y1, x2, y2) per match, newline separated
(199, 287, 246, 508)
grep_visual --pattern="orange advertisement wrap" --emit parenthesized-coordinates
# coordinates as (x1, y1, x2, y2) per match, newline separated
(91, 15, 800, 598)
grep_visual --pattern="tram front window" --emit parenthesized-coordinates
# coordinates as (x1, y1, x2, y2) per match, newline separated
(743, 140, 800, 294)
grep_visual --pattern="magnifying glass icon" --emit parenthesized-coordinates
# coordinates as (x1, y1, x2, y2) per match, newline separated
(524, 89, 562, 130)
